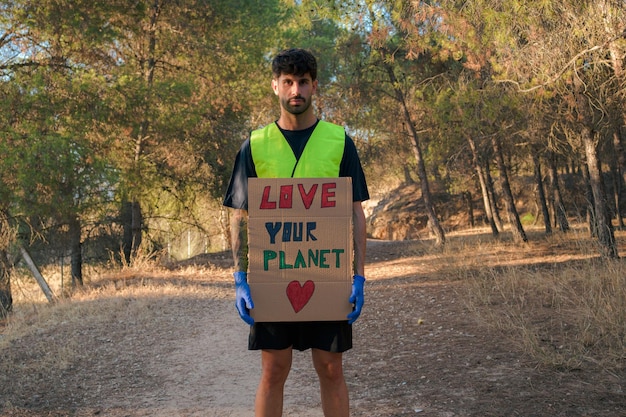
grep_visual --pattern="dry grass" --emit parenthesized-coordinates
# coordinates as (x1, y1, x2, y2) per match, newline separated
(366, 224, 626, 371)
(3, 224, 625, 375)
(1, 251, 232, 350)
(443, 226, 626, 371)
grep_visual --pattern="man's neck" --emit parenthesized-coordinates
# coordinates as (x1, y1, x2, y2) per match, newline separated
(276, 110, 318, 131)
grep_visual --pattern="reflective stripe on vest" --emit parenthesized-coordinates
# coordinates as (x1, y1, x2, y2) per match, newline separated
(250, 120, 345, 178)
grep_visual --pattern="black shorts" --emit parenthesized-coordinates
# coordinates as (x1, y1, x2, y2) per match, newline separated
(249, 321, 352, 352)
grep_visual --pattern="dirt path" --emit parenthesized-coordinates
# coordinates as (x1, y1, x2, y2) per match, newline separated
(90, 280, 333, 417)
(141, 294, 329, 417)
(108, 240, 624, 417)
(1, 239, 625, 416)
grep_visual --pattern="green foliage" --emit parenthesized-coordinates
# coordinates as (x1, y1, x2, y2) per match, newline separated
(0, 0, 293, 253)
(1, 0, 626, 262)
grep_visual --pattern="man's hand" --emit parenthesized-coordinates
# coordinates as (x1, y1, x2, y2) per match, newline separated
(347, 274, 365, 324)
(234, 271, 254, 325)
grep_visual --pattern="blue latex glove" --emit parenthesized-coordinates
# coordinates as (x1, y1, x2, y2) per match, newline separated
(347, 274, 365, 324)
(234, 271, 254, 325)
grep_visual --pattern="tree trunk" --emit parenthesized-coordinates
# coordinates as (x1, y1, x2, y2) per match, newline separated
(531, 151, 552, 234)
(572, 67, 618, 258)
(68, 214, 83, 287)
(547, 152, 570, 232)
(123, 0, 160, 264)
(385, 63, 445, 246)
(403, 165, 414, 184)
(618, 126, 626, 187)
(603, 0, 626, 189)
(611, 131, 624, 229)
(0, 249, 11, 318)
(466, 135, 498, 235)
(462, 191, 475, 228)
(0, 210, 12, 316)
(491, 135, 527, 243)
(581, 163, 597, 236)
(409, 126, 445, 246)
(484, 160, 504, 232)
(583, 129, 618, 258)
(122, 200, 143, 264)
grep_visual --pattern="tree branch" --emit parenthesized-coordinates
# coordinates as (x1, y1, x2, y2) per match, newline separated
(496, 30, 626, 93)
(0, 59, 73, 71)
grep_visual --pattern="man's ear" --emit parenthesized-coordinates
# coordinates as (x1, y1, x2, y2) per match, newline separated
(271, 78, 278, 95)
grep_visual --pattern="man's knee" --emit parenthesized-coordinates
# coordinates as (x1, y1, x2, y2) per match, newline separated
(261, 349, 292, 385)
(312, 349, 344, 381)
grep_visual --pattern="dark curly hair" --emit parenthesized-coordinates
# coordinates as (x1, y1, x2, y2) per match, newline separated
(271, 48, 317, 81)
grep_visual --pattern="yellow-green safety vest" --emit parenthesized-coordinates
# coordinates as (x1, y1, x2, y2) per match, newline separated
(250, 120, 345, 178)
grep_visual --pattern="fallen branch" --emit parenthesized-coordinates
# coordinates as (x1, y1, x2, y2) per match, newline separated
(19, 245, 55, 303)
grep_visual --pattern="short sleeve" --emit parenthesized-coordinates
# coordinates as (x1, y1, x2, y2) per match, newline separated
(340, 135, 369, 202)
(222, 139, 256, 210)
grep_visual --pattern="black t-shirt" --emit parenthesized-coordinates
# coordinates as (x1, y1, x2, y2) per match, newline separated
(223, 120, 369, 210)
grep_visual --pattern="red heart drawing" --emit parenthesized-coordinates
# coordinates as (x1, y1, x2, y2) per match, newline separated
(286, 280, 315, 313)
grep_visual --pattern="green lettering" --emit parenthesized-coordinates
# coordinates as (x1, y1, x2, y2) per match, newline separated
(294, 250, 306, 268)
(263, 250, 277, 271)
(279, 251, 293, 269)
(319, 249, 330, 268)
(308, 249, 319, 267)
(332, 249, 344, 267)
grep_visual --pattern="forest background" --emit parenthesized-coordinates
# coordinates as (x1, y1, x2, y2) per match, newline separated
(1, 0, 626, 315)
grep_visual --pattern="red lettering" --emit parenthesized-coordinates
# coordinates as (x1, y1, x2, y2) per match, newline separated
(321, 182, 337, 208)
(298, 183, 318, 209)
(259, 186, 276, 209)
(259, 182, 339, 209)
(279, 185, 293, 208)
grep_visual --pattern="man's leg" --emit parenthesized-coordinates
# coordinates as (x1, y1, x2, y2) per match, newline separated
(312, 348, 349, 417)
(255, 348, 293, 417)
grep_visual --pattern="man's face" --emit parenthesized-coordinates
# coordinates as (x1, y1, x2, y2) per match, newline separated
(272, 72, 318, 116)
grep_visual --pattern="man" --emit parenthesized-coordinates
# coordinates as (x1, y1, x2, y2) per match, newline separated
(223, 48, 369, 417)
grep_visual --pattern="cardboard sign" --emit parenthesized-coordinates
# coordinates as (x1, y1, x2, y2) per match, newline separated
(248, 177, 353, 322)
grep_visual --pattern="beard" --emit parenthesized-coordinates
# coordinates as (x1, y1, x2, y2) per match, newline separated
(281, 95, 311, 115)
